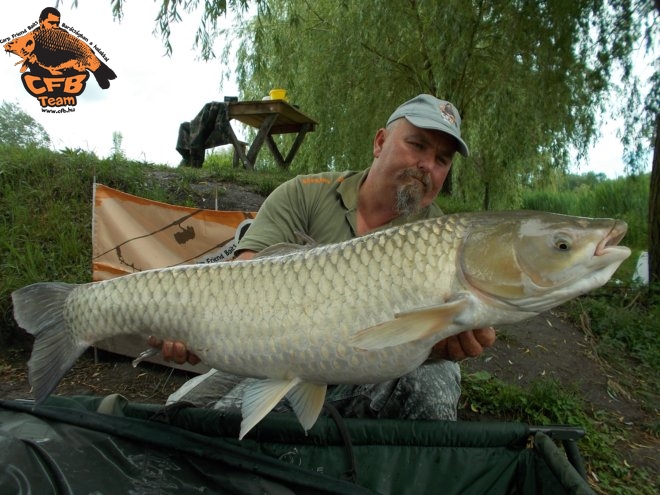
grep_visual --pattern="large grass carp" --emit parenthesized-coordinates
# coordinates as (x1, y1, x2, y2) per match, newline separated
(12, 210, 630, 439)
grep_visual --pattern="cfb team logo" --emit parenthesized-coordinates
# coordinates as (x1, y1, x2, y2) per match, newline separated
(2, 6, 116, 109)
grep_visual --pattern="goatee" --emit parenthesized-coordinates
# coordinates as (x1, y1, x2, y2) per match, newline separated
(395, 170, 431, 216)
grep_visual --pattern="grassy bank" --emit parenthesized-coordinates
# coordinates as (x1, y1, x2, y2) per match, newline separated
(0, 146, 293, 346)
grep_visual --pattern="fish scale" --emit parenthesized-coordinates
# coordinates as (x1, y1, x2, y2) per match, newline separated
(68, 223, 452, 379)
(33, 28, 99, 68)
(12, 210, 630, 439)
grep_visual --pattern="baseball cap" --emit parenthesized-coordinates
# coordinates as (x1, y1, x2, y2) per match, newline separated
(386, 94, 469, 156)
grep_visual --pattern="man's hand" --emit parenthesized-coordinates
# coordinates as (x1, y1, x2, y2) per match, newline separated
(148, 336, 201, 365)
(428, 327, 496, 362)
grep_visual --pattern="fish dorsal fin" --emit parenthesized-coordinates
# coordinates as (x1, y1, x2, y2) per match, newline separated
(240, 377, 301, 439)
(286, 382, 327, 433)
(253, 232, 318, 259)
(294, 231, 318, 247)
(349, 296, 470, 351)
(253, 243, 308, 259)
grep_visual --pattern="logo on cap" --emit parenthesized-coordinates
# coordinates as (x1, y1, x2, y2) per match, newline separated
(439, 103, 457, 126)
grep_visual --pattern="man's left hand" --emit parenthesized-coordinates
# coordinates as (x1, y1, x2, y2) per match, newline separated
(148, 336, 201, 365)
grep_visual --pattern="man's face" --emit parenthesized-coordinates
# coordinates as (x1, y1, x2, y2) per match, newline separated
(372, 118, 457, 215)
(40, 14, 60, 30)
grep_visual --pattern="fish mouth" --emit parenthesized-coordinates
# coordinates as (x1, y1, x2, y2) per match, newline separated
(595, 220, 629, 257)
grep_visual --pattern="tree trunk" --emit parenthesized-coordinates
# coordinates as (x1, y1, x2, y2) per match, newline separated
(442, 166, 453, 196)
(483, 181, 491, 211)
(648, 113, 660, 285)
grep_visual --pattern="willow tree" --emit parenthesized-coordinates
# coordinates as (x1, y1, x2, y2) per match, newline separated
(223, 1, 653, 209)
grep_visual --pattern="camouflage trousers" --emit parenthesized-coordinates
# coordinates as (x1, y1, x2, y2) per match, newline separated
(167, 361, 461, 421)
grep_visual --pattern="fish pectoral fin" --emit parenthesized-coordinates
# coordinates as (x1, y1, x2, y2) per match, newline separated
(286, 382, 327, 433)
(240, 377, 301, 440)
(349, 297, 470, 351)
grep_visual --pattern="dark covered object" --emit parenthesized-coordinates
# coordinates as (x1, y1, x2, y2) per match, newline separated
(177, 102, 232, 167)
(0, 396, 595, 494)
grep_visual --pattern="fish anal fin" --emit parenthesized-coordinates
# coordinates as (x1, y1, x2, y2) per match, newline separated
(349, 297, 470, 351)
(286, 382, 327, 433)
(240, 377, 301, 440)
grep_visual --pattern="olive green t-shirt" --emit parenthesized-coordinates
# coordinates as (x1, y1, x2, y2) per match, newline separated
(236, 168, 443, 253)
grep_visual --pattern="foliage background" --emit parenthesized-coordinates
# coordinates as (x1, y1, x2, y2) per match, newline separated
(220, 0, 657, 212)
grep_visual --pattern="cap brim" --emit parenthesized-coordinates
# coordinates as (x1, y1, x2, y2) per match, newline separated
(405, 115, 469, 157)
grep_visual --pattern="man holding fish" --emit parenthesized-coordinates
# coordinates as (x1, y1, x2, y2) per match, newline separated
(157, 94, 496, 421)
(13, 93, 630, 438)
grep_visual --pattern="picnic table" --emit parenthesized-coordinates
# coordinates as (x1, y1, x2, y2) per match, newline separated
(176, 99, 318, 169)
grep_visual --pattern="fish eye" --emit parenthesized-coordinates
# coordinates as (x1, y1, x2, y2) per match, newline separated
(553, 234, 571, 251)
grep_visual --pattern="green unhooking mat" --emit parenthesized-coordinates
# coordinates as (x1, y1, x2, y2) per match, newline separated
(0, 395, 595, 494)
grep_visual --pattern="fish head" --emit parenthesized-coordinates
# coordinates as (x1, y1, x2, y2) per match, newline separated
(459, 211, 631, 312)
(4, 32, 35, 58)
(4, 32, 36, 72)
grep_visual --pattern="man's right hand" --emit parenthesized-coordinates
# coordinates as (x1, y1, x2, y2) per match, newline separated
(148, 336, 201, 365)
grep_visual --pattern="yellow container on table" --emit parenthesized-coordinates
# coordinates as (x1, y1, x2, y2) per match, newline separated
(269, 89, 287, 101)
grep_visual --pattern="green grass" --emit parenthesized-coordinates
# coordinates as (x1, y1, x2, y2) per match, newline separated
(461, 372, 657, 495)
(565, 286, 660, 424)
(461, 282, 659, 494)
(203, 149, 301, 196)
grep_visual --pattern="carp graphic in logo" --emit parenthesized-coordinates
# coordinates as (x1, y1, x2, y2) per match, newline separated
(3, 7, 116, 108)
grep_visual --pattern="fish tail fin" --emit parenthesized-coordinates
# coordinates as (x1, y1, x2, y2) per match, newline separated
(92, 61, 116, 89)
(12, 282, 88, 403)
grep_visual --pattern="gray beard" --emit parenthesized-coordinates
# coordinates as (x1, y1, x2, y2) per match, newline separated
(394, 171, 430, 216)
(395, 183, 424, 216)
